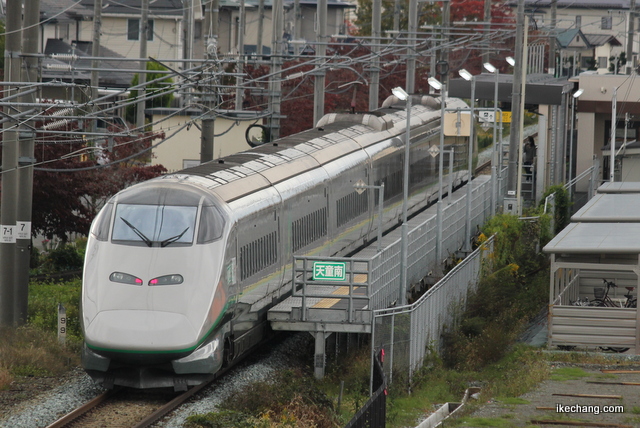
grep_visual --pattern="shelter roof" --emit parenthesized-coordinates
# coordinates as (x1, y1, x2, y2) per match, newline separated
(571, 193, 640, 222)
(543, 222, 640, 254)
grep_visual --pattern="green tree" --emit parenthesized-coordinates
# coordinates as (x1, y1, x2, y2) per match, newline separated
(126, 62, 174, 125)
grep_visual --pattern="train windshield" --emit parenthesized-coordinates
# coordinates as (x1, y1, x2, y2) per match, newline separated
(112, 204, 198, 247)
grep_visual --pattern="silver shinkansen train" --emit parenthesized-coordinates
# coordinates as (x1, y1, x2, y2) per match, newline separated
(81, 95, 470, 389)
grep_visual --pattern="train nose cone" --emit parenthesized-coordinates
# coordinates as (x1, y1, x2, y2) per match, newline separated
(85, 310, 197, 351)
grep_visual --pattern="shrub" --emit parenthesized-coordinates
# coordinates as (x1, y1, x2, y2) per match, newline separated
(189, 369, 340, 428)
(39, 244, 84, 273)
(28, 278, 83, 344)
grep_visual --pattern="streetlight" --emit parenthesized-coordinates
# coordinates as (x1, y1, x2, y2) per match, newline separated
(506, 56, 516, 66)
(568, 88, 583, 196)
(458, 68, 475, 253)
(483, 62, 500, 214)
(428, 77, 446, 265)
(392, 86, 410, 306)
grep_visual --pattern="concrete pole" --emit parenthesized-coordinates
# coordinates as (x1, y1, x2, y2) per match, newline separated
(235, 0, 245, 110)
(268, 0, 283, 139)
(610, 87, 617, 182)
(91, 0, 102, 104)
(202, 0, 218, 163)
(626, 0, 636, 75)
(406, 0, 417, 93)
(293, 0, 300, 55)
(313, 0, 327, 126)
(369, 0, 381, 111)
(516, 17, 528, 215)
(15, 0, 40, 326)
(0, 0, 23, 327)
(393, 0, 400, 33)
(549, 0, 557, 76)
(507, 0, 525, 203)
(136, 0, 148, 130)
(482, 0, 491, 65)
(257, 0, 265, 56)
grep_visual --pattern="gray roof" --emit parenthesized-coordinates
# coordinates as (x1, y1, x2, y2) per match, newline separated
(40, 0, 94, 23)
(79, 0, 187, 16)
(43, 38, 134, 88)
(598, 182, 640, 193)
(543, 222, 640, 254)
(571, 193, 640, 222)
(585, 34, 622, 47)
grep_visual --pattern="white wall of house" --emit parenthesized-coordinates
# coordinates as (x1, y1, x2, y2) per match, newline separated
(530, 7, 638, 68)
(150, 112, 255, 172)
(217, 6, 351, 55)
(576, 73, 640, 191)
(79, 16, 184, 66)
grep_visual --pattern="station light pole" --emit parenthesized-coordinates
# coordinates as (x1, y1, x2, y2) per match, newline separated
(427, 77, 446, 265)
(392, 86, 411, 306)
(483, 62, 500, 214)
(458, 69, 475, 253)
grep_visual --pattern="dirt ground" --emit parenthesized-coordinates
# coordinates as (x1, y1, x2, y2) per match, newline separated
(465, 363, 640, 427)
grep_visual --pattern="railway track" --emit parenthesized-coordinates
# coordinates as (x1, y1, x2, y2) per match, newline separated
(45, 379, 213, 428)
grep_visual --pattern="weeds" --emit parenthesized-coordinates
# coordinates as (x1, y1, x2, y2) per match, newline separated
(0, 325, 79, 389)
(186, 368, 340, 428)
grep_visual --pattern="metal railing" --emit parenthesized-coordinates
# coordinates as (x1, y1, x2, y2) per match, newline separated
(370, 236, 495, 390)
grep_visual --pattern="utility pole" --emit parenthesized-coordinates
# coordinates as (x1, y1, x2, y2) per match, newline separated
(549, 0, 557, 76)
(235, 0, 245, 110)
(15, 0, 40, 326)
(369, 0, 381, 111)
(257, 0, 265, 56)
(91, 0, 102, 103)
(313, 0, 327, 126)
(201, 0, 218, 163)
(507, 0, 525, 208)
(268, 0, 283, 140)
(482, 0, 491, 65)
(0, 0, 23, 327)
(136, 0, 148, 130)
(406, 0, 417, 93)
(626, 0, 636, 75)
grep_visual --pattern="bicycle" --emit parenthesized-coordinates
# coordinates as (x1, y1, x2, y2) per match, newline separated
(591, 279, 637, 309)
(590, 279, 637, 353)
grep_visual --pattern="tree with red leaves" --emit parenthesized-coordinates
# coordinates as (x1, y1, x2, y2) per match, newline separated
(1, 115, 166, 242)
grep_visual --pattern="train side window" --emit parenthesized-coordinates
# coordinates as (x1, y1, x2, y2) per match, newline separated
(92, 202, 113, 241)
(197, 205, 225, 244)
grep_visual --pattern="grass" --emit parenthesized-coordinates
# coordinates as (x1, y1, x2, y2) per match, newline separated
(549, 367, 592, 381)
(0, 279, 82, 390)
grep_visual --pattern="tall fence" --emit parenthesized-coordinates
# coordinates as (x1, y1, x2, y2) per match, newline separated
(343, 350, 386, 428)
(368, 176, 494, 311)
(370, 236, 495, 389)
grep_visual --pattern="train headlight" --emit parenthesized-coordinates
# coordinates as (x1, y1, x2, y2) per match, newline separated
(109, 272, 143, 285)
(149, 274, 184, 286)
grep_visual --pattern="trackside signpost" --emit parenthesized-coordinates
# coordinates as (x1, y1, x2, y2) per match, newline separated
(313, 261, 346, 281)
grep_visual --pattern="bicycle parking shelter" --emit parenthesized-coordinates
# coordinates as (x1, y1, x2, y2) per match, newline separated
(544, 222, 640, 353)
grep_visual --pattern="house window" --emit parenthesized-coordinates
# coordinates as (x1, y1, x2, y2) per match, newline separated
(601, 16, 612, 30)
(127, 19, 154, 41)
(575, 16, 581, 28)
(598, 56, 608, 68)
